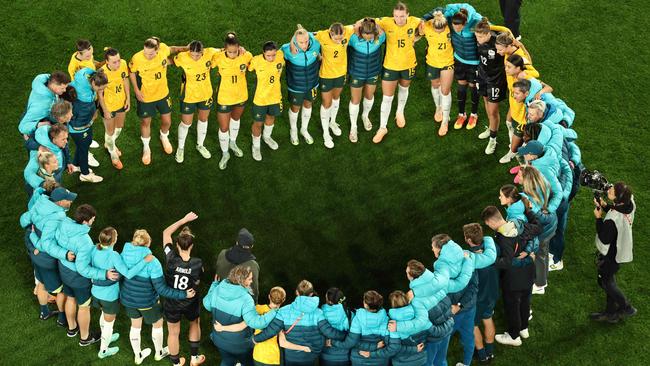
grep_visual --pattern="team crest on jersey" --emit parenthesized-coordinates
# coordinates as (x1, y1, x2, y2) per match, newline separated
(342, 39, 347, 45)
(206, 61, 212, 68)
(313, 52, 318, 57)
(408, 28, 414, 35)
(240, 64, 246, 71)
(121, 72, 127, 78)
(276, 63, 282, 70)
(162, 59, 167, 66)
(488, 50, 496, 59)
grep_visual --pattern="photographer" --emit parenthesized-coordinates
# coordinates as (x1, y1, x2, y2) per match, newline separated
(591, 182, 636, 323)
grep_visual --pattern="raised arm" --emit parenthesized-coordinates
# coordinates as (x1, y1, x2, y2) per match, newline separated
(162, 212, 198, 248)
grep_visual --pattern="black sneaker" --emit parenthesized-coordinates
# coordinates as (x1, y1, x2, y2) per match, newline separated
(79, 331, 100, 347)
(57, 317, 68, 328)
(67, 327, 79, 337)
(589, 312, 619, 324)
(39, 310, 59, 321)
(619, 306, 638, 319)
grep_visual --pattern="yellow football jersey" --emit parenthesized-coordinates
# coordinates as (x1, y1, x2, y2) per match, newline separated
(507, 49, 539, 124)
(213, 51, 253, 106)
(174, 48, 219, 103)
(248, 50, 285, 106)
(100, 60, 129, 112)
(422, 23, 454, 68)
(314, 26, 354, 79)
(68, 52, 96, 80)
(129, 43, 172, 103)
(376, 16, 421, 70)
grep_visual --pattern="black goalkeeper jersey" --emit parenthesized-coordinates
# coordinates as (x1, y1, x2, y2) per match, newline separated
(163, 243, 203, 310)
(477, 33, 506, 85)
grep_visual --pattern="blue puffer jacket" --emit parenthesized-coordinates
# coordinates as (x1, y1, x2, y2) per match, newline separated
(525, 78, 575, 126)
(24, 153, 56, 191)
(31, 125, 68, 171)
(203, 279, 277, 354)
(20, 193, 67, 269)
(120, 242, 187, 308)
(435, 240, 473, 294)
(348, 33, 386, 80)
(47, 218, 107, 284)
(68, 68, 97, 134)
(448, 237, 497, 313)
(91, 245, 148, 302)
(396, 270, 454, 341)
(19, 74, 58, 135)
(506, 200, 526, 222)
(531, 149, 563, 212)
(442, 3, 482, 64)
(282, 34, 321, 93)
(320, 303, 351, 363)
(334, 308, 396, 366)
(539, 120, 564, 159)
(567, 141, 582, 167)
(254, 296, 346, 363)
(385, 306, 430, 366)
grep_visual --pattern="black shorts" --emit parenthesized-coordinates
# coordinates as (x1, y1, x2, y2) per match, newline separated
(164, 299, 200, 323)
(454, 60, 477, 83)
(476, 78, 507, 103)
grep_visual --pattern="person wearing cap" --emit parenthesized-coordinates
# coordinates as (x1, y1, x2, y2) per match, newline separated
(20, 186, 77, 327)
(45, 203, 119, 346)
(216, 228, 260, 303)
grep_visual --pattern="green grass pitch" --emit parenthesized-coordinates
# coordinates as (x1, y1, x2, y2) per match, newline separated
(0, 0, 648, 364)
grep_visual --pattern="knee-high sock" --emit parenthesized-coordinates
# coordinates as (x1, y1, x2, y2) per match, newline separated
(177, 122, 190, 149)
(229, 119, 240, 142)
(349, 102, 360, 131)
(379, 95, 394, 129)
(441, 92, 452, 124)
(396, 85, 409, 115)
(431, 87, 441, 108)
(300, 107, 312, 133)
(263, 124, 274, 139)
(152, 326, 164, 355)
(218, 130, 229, 153)
(100, 319, 114, 353)
(457, 84, 468, 115)
(288, 109, 299, 132)
(196, 120, 208, 146)
(320, 105, 332, 139)
(130, 327, 142, 356)
(330, 98, 340, 123)
(362, 97, 374, 119)
(471, 85, 480, 115)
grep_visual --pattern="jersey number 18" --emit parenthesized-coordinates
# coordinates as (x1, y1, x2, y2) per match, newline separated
(173, 274, 189, 290)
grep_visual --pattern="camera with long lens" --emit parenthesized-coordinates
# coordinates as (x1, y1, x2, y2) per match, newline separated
(579, 169, 612, 201)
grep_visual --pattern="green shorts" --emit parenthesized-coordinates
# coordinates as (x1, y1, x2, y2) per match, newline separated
(99, 105, 126, 119)
(382, 67, 416, 81)
(34, 265, 63, 294)
(426, 64, 454, 80)
(125, 302, 163, 325)
(320, 76, 346, 92)
(137, 96, 172, 118)
(252, 103, 282, 122)
(349, 75, 379, 88)
(513, 120, 525, 138)
(93, 297, 120, 315)
(288, 88, 318, 106)
(181, 98, 213, 114)
(62, 283, 92, 306)
(217, 102, 246, 113)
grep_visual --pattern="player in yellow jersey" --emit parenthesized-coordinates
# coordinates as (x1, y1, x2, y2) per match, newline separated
(420, 11, 455, 137)
(248, 41, 285, 161)
(495, 33, 539, 163)
(129, 37, 188, 165)
(99, 48, 130, 170)
(314, 23, 354, 149)
(68, 39, 103, 80)
(373, 2, 422, 143)
(173, 41, 220, 164)
(213, 33, 253, 170)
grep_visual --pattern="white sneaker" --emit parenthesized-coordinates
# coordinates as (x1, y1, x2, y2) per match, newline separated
(88, 153, 100, 167)
(519, 328, 530, 339)
(263, 137, 279, 150)
(154, 346, 170, 361)
(329, 121, 342, 136)
(70, 165, 81, 173)
(455, 363, 468, 366)
(301, 130, 314, 145)
(252, 145, 262, 161)
(532, 284, 546, 295)
(495, 333, 522, 346)
(324, 136, 334, 149)
(529, 309, 533, 321)
(219, 152, 230, 170)
(229, 141, 243, 157)
(290, 129, 299, 146)
(485, 138, 497, 155)
(135, 348, 152, 365)
(196, 145, 212, 159)
(79, 172, 103, 183)
(349, 129, 358, 143)
(90, 140, 100, 148)
(549, 260, 564, 271)
(175, 148, 184, 163)
(362, 116, 372, 131)
(499, 150, 517, 164)
(478, 127, 491, 139)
